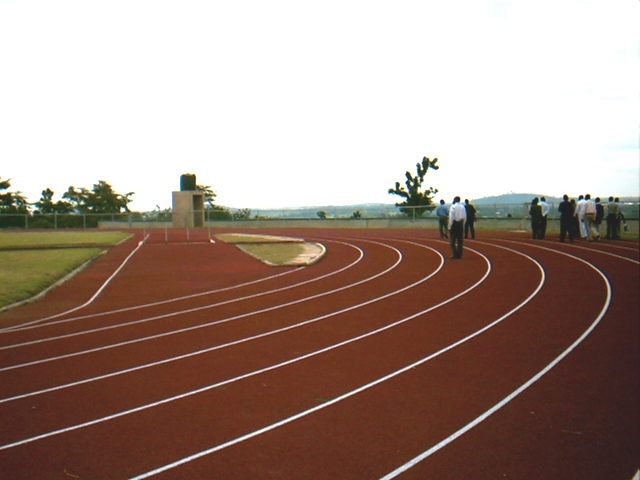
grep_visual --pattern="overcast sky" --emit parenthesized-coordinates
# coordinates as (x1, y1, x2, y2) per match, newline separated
(1, 0, 638, 211)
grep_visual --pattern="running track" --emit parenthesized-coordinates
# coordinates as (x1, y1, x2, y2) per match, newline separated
(0, 228, 638, 479)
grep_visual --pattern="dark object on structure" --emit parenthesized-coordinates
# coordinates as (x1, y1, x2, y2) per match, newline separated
(180, 174, 196, 191)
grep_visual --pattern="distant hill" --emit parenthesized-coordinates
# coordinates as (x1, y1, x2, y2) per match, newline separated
(472, 193, 639, 205)
(472, 193, 563, 205)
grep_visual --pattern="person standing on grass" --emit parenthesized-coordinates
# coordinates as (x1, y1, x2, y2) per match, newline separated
(435, 199, 449, 239)
(464, 199, 476, 239)
(448, 196, 467, 259)
(539, 196, 550, 239)
(558, 194, 575, 242)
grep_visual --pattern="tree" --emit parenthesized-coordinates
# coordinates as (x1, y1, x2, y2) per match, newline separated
(388, 157, 440, 217)
(196, 184, 218, 209)
(62, 181, 134, 213)
(33, 188, 73, 214)
(233, 208, 252, 220)
(0, 177, 29, 213)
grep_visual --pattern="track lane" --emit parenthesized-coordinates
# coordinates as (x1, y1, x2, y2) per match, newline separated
(0, 231, 637, 478)
(0, 239, 362, 345)
(0, 239, 447, 444)
(1, 239, 500, 476)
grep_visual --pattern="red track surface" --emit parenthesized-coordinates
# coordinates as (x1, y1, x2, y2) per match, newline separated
(0, 228, 638, 479)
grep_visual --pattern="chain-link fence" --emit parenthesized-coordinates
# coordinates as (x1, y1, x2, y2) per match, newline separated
(1, 202, 638, 231)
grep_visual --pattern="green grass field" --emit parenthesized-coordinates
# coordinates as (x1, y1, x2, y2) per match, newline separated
(0, 231, 130, 309)
(0, 231, 129, 248)
(215, 233, 311, 265)
(237, 242, 306, 265)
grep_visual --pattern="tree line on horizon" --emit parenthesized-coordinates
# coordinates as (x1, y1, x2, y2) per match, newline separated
(1, 159, 442, 224)
(0, 177, 253, 227)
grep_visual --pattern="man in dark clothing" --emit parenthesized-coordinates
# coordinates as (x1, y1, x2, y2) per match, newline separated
(448, 196, 467, 259)
(558, 194, 574, 242)
(464, 199, 476, 239)
(605, 196, 620, 239)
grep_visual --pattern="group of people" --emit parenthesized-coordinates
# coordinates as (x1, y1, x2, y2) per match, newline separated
(435, 194, 628, 261)
(528, 197, 551, 240)
(435, 197, 477, 259)
(554, 195, 627, 243)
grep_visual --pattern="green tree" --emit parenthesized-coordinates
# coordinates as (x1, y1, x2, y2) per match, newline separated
(233, 208, 252, 220)
(196, 184, 218, 209)
(388, 157, 440, 217)
(0, 177, 28, 213)
(33, 188, 73, 214)
(62, 181, 133, 213)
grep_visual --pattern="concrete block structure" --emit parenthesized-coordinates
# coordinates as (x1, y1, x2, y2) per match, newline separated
(172, 174, 205, 228)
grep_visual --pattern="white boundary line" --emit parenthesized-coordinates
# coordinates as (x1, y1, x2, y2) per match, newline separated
(0, 239, 363, 351)
(0, 240, 457, 452)
(1, 263, 303, 335)
(496, 237, 640, 265)
(380, 240, 612, 479)
(0, 235, 149, 332)
(0, 240, 396, 371)
(0, 240, 422, 398)
(126, 242, 540, 479)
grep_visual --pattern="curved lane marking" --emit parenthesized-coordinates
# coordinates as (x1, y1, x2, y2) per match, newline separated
(380, 240, 612, 479)
(124, 242, 540, 479)
(0, 237, 359, 336)
(0, 240, 396, 369)
(0, 235, 149, 333)
(1, 264, 304, 334)
(0, 240, 428, 399)
(492, 237, 640, 265)
(0, 239, 363, 350)
(0, 240, 452, 448)
(0, 241, 491, 465)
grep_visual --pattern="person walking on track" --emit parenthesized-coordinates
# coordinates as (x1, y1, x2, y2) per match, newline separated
(435, 199, 449, 239)
(558, 194, 575, 243)
(464, 199, 476, 239)
(449, 196, 467, 259)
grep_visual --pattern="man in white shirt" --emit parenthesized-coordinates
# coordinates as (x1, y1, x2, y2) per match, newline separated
(575, 195, 588, 238)
(539, 197, 550, 239)
(448, 196, 467, 259)
(584, 194, 598, 241)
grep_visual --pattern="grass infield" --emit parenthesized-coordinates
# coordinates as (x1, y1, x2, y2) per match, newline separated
(0, 231, 130, 309)
(215, 233, 322, 266)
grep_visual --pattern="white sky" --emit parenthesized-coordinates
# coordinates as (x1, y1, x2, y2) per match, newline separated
(1, 0, 638, 211)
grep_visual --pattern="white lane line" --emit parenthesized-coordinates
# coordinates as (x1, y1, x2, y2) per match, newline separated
(0, 240, 451, 449)
(0, 240, 396, 371)
(127, 244, 541, 479)
(0, 244, 486, 461)
(1, 235, 359, 336)
(0, 240, 440, 403)
(494, 237, 640, 265)
(0, 240, 444, 450)
(0, 240, 362, 351)
(0, 241, 529, 472)
(1, 264, 304, 335)
(380, 241, 612, 479)
(0, 235, 148, 333)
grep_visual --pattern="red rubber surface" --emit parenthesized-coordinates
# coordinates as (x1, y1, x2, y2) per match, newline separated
(0, 228, 638, 479)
